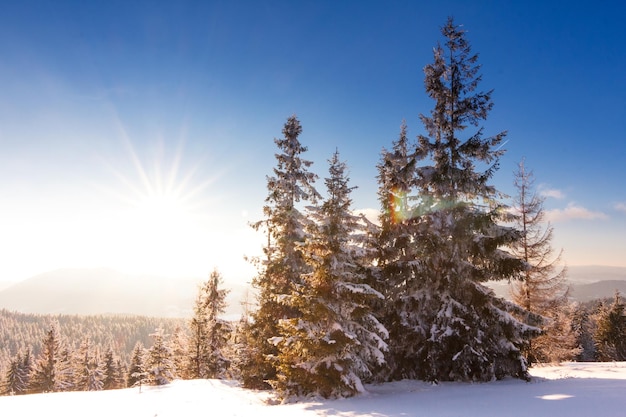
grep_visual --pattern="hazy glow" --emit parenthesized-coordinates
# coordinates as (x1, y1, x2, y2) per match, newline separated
(389, 187, 410, 224)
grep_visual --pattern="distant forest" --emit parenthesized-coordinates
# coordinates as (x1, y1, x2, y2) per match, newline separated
(0, 309, 186, 374)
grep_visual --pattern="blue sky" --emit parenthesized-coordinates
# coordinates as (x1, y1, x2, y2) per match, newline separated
(0, 1, 624, 284)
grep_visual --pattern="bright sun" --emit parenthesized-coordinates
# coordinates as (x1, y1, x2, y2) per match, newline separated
(97, 138, 221, 278)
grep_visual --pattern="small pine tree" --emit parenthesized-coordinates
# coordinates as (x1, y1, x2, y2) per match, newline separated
(75, 337, 104, 391)
(241, 115, 320, 389)
(187, 269, 231, 379)
(594, 291, 626, 361)
(509, 159, 579, 363)
(2, 355, 23, 395)
(127, 342, 147, 388)
(146, 328, 175, 385)
(102, 347, 124, 390)
(170, 325, 189, 380)
(30, 322, 72, 393)
(572, 304, 597, 361)
(2, 351, 29, 395)
(271, 150, 388, 399)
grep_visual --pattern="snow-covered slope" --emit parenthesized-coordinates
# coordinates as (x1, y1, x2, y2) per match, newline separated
(2, 362, 626, 417)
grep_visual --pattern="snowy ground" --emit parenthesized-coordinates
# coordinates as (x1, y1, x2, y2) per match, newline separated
(3, 362, 626, 417)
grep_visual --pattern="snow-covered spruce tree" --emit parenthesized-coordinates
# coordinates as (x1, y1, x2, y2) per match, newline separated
(374, 121, 426, 380)
(187, 269, 231, 379)
(240, 115, 320, 389)
(594, 291, 626, 361)
(146, 328, 175, 385)
(30, 322, 73, 393)
(572, 304, 597, 361)
(271, 150, 388, 399)
(405, 18, 541, 382)
(509, 159, 579, 363)
(2, 351, 30, 395)
(75, 337, 104, 391)
(102, 347, 124, 390)
(2, 354, 23, 395)
(170, 325, 189, 380)
(126, 341, 147, 388)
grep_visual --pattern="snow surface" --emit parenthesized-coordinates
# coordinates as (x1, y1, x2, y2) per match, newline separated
(2, 362, 626, 417)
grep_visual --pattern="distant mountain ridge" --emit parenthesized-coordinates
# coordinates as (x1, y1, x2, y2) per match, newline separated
(0, 268, 248, 318)
(479, 265, 626, 302)
(1, 266, 624, 318)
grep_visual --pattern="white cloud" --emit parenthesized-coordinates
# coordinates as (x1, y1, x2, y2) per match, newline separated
(615, 202, 626, 213)
(545, 203, 608, 223)
(538, 185, 565, 199)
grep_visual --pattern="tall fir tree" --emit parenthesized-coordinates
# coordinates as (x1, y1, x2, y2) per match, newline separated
(271, 150, 387, 399)
(509, 159, 579, 363)
(374, 121, 425, 380)
(187, 269, 231, 379)
(241, 115, 320, 389)
(387, 18, 541, 382)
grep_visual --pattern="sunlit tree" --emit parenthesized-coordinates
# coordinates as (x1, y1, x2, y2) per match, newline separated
(594, 291, 626, 361)
(240, 115, 320, 389)
(75, 337, 104, 391)
(127, 341, 147, 388)
(391, 18, 541, 381)
(188, 269, 231, 379)
(30, 322, 73, 393)
(1, 350, 30, 395)
(374, 121, 425, 380)
(509, 159, 579, 363)
(146, 328, 174, 385)
(272, 150, 387, 398)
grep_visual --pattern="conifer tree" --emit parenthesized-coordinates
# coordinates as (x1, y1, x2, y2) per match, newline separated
(30, 322, 72, 392)
(2, 351, 29, 395)
(241, 115, 320, 389)
(391, 18, 540, 381)
(594, 291, 626, 361)
(146, 328, 175, 385)
(127, 341, 147, 388)
(572, 305, 597, 361)
(187, 269, 230, 379)
(2, 354, 23, 395)
(170, 325, 189, 380)
(102, 347, 124, 390)
(271, 150, 387, 398)
(509, 159, 579, 363)
(374, 121, 425, 380)
(75, 337, 104, 391)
